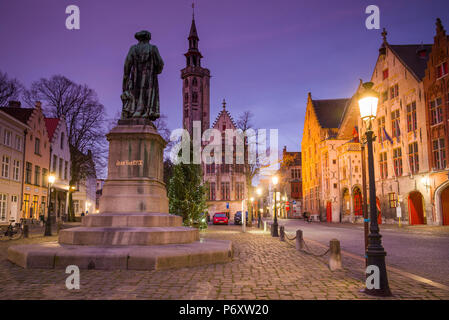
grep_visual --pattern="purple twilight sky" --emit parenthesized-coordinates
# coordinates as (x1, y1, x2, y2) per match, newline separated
(1, 0, 448, 153)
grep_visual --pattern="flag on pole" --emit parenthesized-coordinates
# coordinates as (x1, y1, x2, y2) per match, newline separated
(383, 128, 393, 145)
(352, 126, 359, 143)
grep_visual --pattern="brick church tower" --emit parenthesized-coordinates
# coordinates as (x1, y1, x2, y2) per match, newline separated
(181, 14, 211, 137)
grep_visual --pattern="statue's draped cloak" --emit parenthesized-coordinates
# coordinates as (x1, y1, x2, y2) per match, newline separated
(122, 41, 164, 120)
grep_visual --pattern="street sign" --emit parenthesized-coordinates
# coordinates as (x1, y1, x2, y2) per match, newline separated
(226, 202, 229, 209)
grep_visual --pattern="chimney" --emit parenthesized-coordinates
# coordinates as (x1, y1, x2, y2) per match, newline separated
(416, 44, 427, 59)
(8, 100, 21, 108)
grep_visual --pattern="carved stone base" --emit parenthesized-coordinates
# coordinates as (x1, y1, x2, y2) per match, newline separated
(7, 121, 233, 270)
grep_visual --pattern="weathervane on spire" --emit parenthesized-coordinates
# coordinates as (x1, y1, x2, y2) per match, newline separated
(222, 98, 226, 109)
(192, 1, 195, 19)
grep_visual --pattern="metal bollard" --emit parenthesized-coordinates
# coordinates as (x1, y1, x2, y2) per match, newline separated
(279, 226, 285, 241)
(23, 224, 29, 238)
(295, 229, 304, 250)
(329, 239, 342, 271)
(264, 221, 267, 232)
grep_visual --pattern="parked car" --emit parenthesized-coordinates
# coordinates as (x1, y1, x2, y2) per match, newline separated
(234, 211, 248, 225)
(213, 212, 229, 225)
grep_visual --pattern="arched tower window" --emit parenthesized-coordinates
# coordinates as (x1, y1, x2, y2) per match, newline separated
(184, 93, 189, 103)
(184, 79, 188, 87)
(193, 77, 198, 86)
(192, 92, 198, 103)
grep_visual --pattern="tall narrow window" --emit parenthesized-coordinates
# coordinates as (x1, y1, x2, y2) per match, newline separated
(391, 110, 400, 138)
(209, 182, 216, 200)
(1, 155, 10, 178)
(13, 159, 20, 181)
(34, 138, 40, 155)
(433, 138, 447, 170)
(59, 158, 63, 178)
(430, 97, 443, 125)
(3, 130, 11, 146)
(25, 162, 32, 184)
(377, 116, 386, 143)
(15, 135, 22, 151)
(34, 165, 41, 186)
(379, 152, 388, 179)
(408, 142, 419, 174)
(42, 168, 48, 186)
(393, 148, 403, 177)
(436, 61, 448, 78)
(406, 102, 417, 132)
(382, 69, 389, 80)
(53, 155, 57, 173)
(0, 194, 7, 222)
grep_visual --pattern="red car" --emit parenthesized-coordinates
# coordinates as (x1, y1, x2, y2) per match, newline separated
(213, 212, 229, 225)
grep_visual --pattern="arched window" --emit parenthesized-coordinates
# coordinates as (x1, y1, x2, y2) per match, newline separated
(192, 92, 198, 103)
(184, 79, 188, 87)
(184, 93, 188, 103)
(192, 77, 198, 86)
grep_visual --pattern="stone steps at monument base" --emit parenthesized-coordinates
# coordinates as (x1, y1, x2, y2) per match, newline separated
(81, 213, 183, 228)
(7, 239, 233, 270)
(59, 226, 199, 246)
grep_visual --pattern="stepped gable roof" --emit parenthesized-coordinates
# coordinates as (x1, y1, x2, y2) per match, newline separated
(211, 99, 237, 129)
(311, 98, 350, 129)
(389, 44, 432, 80)
(44, 118, 60, 141)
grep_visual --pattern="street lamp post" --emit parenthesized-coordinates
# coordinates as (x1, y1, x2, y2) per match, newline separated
(358, 81, 391, 296)
(272, 176, 279, 237)
(44, 174, 56, 236)
(256, 187, 262, 228)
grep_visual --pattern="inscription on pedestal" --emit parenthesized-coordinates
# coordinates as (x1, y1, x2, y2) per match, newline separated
(116, 160, 144, 166)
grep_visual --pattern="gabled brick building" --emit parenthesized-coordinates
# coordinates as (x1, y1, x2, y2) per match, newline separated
(301, 93, 349, 220)
(423, 18, 449, 225)
(0, 101, 50, 220)
(364, 29, 433, 225)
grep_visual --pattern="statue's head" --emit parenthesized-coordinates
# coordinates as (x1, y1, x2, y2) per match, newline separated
(135, 30, 151, 42)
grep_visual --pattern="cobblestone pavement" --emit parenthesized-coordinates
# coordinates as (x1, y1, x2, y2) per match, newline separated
(274, 218, 449, 287)
(0, 225, 448, 300)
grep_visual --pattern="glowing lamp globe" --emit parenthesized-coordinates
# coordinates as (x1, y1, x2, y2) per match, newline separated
(48, 175, 56, 184)
(358, 82, 379, 120)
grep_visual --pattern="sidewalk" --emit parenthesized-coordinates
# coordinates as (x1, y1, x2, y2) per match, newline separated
(0, 224, 448, 299)
(273, 218, 449, 237)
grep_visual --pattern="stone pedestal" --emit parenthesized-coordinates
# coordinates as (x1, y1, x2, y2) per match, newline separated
(99, 119, 168, 214)
(8, 119, 233, 270)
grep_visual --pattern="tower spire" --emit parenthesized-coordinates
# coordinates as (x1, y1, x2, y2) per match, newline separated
(192, 1, 195, 20)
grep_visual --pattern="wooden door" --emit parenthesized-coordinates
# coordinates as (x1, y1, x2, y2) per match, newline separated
(408, 192, 425, 225)
(441, 187, 449, 226)
(326, 201, 332, 222)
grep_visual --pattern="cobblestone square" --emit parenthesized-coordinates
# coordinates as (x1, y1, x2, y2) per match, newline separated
(1, 225, 448, 300)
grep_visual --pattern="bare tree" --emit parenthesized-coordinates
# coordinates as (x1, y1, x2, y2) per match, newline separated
(24, 75, 107, 221)
(236, 111, 266, 225)
(0, 71, 23, 106)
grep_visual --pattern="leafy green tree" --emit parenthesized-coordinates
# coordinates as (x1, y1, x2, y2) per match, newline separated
(168, 159, 208, 229)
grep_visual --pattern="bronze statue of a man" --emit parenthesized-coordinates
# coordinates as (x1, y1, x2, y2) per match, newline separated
(121, 30, 164, 121)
